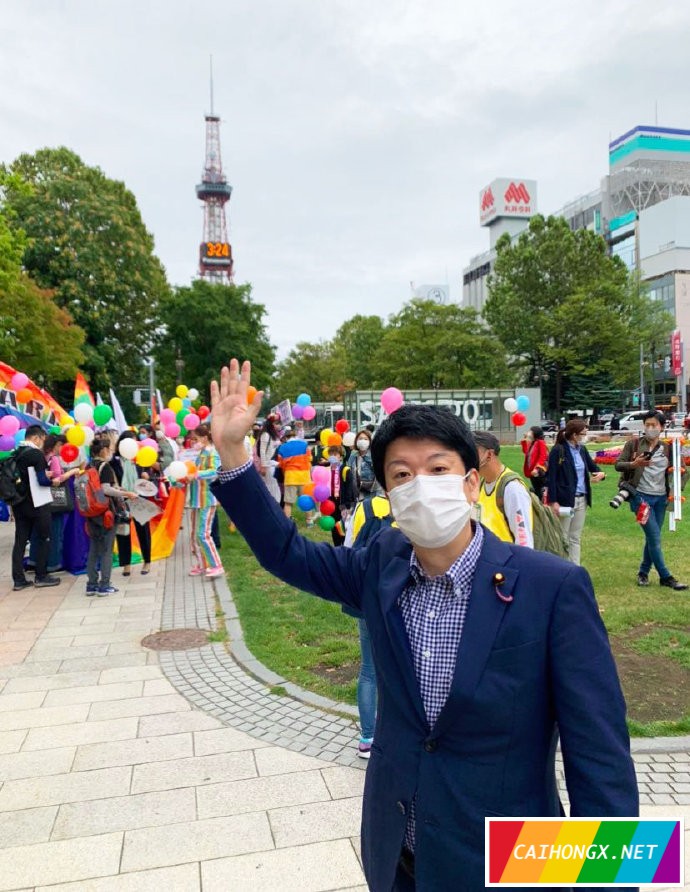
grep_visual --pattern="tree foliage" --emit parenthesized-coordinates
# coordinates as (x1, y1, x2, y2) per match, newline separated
(0, 211, 84, 381)
(484, 215, 674, 410)
(1, 148, 169, 392)
(153, 279, 275, 401)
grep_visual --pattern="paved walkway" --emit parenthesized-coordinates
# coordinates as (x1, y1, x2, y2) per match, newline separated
(0, 517, 687, 890)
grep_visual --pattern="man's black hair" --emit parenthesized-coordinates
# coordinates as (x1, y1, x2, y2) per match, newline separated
(370, 404, 478, 487)
(25, 424, 46, 441)
(643, 410, 665, 425)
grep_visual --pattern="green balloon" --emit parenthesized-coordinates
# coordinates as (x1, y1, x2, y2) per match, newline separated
(93, 404, 113, 426)
(319, 515, 335, 531)
(176, 408, 190, 425)
(50, 425, 62, 435)
(0, 450, 11, 460)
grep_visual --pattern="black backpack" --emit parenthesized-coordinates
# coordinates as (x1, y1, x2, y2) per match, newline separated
(352, 497, 393, 550)
(0, 450, 27, 506)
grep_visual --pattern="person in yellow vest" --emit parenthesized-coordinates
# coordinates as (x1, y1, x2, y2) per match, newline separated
(276, 429, 314, 523)
(473, 431, 534, 548)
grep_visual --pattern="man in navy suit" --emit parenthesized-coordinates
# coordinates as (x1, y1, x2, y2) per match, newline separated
(210, 360, 638, 892)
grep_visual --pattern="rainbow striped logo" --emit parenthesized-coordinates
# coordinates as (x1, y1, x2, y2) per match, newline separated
(486, 818, 683, 886)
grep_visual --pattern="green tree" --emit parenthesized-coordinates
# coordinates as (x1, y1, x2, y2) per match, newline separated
(271, 341, 346, 403)
(153, 279, 275, 401)
(484, 216, 674, 411)
(0, 212, 84, 382)
(370, 299, 513, 389)
(1, 148, 170, 392)
(330, 314, 385, 388)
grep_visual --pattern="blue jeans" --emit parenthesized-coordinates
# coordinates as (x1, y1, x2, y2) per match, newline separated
(631, 492, 670, 579)
(357, 618, 377, 740)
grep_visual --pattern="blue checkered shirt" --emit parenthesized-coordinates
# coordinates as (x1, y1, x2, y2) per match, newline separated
(217, 461, 484, 852)
(399, 522, 484, 852)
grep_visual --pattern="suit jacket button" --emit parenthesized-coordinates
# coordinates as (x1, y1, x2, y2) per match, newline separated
(424, 739, 437, 753)
(396, 800, 406, 815)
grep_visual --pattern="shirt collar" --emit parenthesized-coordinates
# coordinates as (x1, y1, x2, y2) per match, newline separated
(408, 522, 484, 588)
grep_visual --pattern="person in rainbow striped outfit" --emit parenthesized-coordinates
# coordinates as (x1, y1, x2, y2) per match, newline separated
(188, 423, 224, 579)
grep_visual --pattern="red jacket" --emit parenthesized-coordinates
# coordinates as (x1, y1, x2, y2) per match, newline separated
(521, 437, 549, 477)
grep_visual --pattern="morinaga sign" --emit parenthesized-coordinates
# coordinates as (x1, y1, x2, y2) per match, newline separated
(479, 178, 538, 226)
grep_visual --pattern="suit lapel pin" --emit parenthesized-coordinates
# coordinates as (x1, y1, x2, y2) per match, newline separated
(492, 572, 513, 603)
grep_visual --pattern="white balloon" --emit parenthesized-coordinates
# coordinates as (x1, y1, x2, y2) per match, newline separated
(74, 403, 94, 424)
(118, 438, 139, 460)
(82, 427, 95, 447)
(342, 431, 356, 448)
(166, 460, 188, 481)
(504, 397, 518, 413)
(187, 388, 199, 400)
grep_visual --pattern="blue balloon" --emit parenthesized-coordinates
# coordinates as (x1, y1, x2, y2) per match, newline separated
(182, 398, 192, 408)
(296, 393, 312, 407)
(516, 395, 530, 412)
(14, 429, 26, 444)
(297, 494, 315, 511)
(279, 439, 308, 458)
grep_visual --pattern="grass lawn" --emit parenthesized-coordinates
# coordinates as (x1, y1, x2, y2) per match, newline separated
(219, 443, 690, 735)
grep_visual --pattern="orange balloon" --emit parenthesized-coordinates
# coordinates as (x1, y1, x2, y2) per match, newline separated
(185, 461, 198, 476)
(16, 388, 32, 404)
(327, 433, 342, 447)
(302, 482, 316, 497)
(246, 385, 257, 404)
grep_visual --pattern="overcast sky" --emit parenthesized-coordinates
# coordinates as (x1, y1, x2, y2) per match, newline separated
(3, 1, 690, 360)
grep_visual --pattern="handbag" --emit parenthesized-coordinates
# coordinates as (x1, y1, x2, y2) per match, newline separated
(49, 483, 74, 513)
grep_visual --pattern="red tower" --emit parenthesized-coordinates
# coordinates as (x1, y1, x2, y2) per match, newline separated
(196, 76, 233, 282)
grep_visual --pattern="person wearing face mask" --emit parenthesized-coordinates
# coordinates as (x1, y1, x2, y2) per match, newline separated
(520, 425, 549, 500)
(615, 410, 688, 590)
(474, 431, 534, 548)
(344, 429, 380, 506)
(545, 419, 605, 565)
(321, 444, 348, 545)
(208, 360, 638, 892)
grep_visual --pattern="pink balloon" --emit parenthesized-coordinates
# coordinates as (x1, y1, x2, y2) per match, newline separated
(313, 483, 331, 502)
(183, 414, 200, 431)
(165, 423, 181, 438)
(10, 372, 28, 391)
(302, 405, 316, 421)
(0, 415, 20, 436)
(141, 437, 159, 451)
(160, 408, 175, 424)
(312, 466, 330, 485)
(381, 387, 404, 415)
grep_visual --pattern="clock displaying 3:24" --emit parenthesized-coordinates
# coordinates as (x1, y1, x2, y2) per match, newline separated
(204, 242, 231, 258)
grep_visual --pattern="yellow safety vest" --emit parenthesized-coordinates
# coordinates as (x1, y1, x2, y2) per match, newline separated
(478, 466, 531, 543)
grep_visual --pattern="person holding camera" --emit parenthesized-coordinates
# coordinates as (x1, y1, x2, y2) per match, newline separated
(614, 411, 688, 590)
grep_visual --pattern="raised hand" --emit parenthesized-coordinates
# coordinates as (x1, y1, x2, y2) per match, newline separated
(210, 359, 264, 468)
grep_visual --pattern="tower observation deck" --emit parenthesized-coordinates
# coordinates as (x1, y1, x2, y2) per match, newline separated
(196, 105, 234, 282)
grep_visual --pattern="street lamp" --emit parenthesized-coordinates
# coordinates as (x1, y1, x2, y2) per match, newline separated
(175, 350, 185, 386)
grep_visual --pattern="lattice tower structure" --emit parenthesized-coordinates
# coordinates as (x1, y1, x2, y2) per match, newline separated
(196, 113, 234, 283)
(608, 158, 690, 218)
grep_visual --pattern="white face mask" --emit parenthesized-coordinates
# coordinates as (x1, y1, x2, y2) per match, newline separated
(356, 439, 370, 452)
(387, 473, 472, 549)
(577, 434, 588, 445)
(644, 427, 660, 440)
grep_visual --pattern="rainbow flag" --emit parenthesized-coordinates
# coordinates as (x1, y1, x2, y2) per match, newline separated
(0, 362, 70, 427)
(74, 372, 95, 407)
(487, 818, 683, 886)
(112, 488, 185, 566)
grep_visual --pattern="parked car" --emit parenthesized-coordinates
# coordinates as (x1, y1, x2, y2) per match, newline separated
(604, 411, 647, 432)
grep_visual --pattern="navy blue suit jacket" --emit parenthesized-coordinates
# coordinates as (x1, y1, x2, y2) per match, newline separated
(212, 467, 638, 892)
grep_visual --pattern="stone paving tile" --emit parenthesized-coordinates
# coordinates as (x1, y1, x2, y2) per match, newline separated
(73, 732, 193, 771)
(0, 744, 76, 781)
(0, 765, 132, 811)
(137, 709, 223, 737)
(23, 717, 140, 752)
(197, 769, 332, 819)
(320, 766, 367, 800)
(200, 838, 365, 892)
(34, 863, 201, 892)
(3, 671, 101, 693)
(88, 693, 191, 721)
(58, 654, 148, 674)
(193, 726, 271, 756)
(255, 746, 340, 777)
(269, 797, 363, 849)
(44, 681, 144, 707)
(0, 833, 123, 890)
(120, 811, 274, 872)
(0, 689, 46, 712)
(52, 786, 197, 840)
(0, 805, 58, 849)
(99, 666, 162, 685)
(131, 750, 257, 794)
(0, 728, 27, 754)
(0, 703, 89, 732)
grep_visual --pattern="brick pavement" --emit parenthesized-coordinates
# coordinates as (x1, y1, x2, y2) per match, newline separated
(0, 515, 687, 889)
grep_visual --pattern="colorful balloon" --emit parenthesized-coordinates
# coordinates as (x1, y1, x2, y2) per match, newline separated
(516, 395, 530, 412)
(176, 385, 189, 399)
(198, 405, 210, 420)
(66, 425, 86, 447)
(16, 388, 32, 404)
(342, 431, 356, 448)
(118, 438, 139, 460)
(0, 435, 15, 451)
(185, 460, 198, 476)
(183, 414, 200, 431)
(296, 393, 311, 407)
(311, 466, 330, 485)
(327, 433, 342, 447)
(319, 516, 335, 531)
(141, 438, 159, 451)
(0, 415, 20, 436)
(302, 482, 316, 497)
(166, 460, 188, 481)
(380, 387, 403, 415)
(14, 429, 26, 444)
(136, 445, 158, 467)
(165, 422, 181, 438)
(187, 388, 199, 401)
(168, 397, 183, 413)
(504, 397, 518, 413)
(335, 419, 349, 434)
(320, 429, 334, 447)
(10, 372, 29, 391)
(291, 404, 304, 420)
(176, 409, 190, 426)
(297, 494, 316, 511)
(302, 405, 316, 421)
(82, 427, 95, 447)
(511, 411, 527, 426)
(320, 499, 336, 516)
(60, 443, 79, 463)
(246, 386, 257, 405)
(313, 483, 331, 502)
(93, 404, 113, 426)
(73, 403, 94, 424)
(159, 408, 175, 425)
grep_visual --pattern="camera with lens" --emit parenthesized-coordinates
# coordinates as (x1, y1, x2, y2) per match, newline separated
(610, 481, 637, 509)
